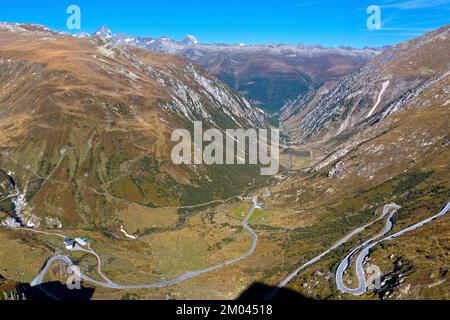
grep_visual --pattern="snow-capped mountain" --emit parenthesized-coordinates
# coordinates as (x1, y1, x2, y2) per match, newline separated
(182, 34, 198, 45)
(0, 23, 382, 114)
(73, 31, 90, 38)
(93, 26, 113, 38)
(89, 26, 379, 58)
(87, 26, 381, 112)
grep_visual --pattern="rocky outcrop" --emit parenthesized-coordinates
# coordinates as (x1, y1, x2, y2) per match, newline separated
(282, 25, 450, 145)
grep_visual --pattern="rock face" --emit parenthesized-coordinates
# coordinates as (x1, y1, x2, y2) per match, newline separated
(270, 25, 450, 300)
(86, 27, 380, 112)
(282, 25, 450, 145)
(0, 274, 94, 300)
(0, 170, 15, 216)
(291, 25, 450, 183)
(93, 26, 113, 38)
(0, 23, 268, 228)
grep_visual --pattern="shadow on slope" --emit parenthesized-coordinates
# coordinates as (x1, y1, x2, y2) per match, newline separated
(237, 282, 313, 300)
(16, 281, 95, 300)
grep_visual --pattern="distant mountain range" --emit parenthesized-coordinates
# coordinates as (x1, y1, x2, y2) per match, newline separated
(0, 23, 383, 113)
(74, 26, 383, 112)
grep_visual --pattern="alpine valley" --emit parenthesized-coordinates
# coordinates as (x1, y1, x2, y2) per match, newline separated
(0, 21, 448, 300)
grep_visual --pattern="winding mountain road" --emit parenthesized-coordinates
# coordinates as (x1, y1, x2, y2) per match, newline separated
(265, 203, 400, 299)
(335, 204, 400, 295)
(336, 202, 450, 295)
(14, 194, 450, 296)
(30, 197, 259, 289)
(267, 201, 449, 299)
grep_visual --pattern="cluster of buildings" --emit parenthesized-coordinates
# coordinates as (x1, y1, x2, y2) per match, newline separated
(64, 237, 89, 250)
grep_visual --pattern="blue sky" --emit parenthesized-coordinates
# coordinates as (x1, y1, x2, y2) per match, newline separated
(0, 0, 449, 47)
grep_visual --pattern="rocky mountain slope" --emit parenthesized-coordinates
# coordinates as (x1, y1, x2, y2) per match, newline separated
(0, 22, 447, 301)
(267, 25, 450, 299)
(82, 26, 380, 112)
(282, 25, 450, 145)
(0, 23, 267, 229)
(0, 170, 15, 217)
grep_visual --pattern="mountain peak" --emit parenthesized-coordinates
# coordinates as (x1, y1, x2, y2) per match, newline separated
(93, 26, 113, 38)
(73, 31, 91, 39)
(182, 34, 198, 45)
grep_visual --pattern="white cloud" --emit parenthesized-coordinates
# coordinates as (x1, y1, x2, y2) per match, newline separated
(383, 0, 450, 9)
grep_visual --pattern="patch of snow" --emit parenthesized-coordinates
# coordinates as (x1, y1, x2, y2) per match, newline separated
(366, 80, 390, 119)
(427, 279, 446, 288)
(120, 226, 137, 240)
